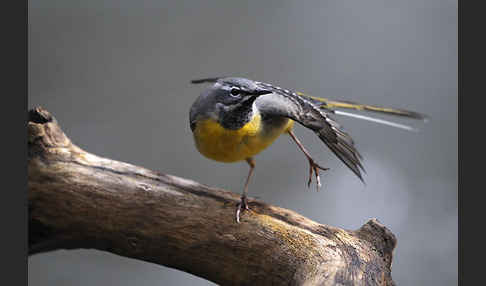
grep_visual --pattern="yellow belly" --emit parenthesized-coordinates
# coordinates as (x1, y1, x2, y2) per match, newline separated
(193, 115, 294, 163)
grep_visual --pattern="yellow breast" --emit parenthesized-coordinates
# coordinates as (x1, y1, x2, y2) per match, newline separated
(193, 115, 294, 163)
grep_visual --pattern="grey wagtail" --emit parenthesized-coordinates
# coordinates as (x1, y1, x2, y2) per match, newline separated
(189, 77, 426, 222)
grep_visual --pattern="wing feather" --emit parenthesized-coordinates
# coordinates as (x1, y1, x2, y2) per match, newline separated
(254, 82, 365, 181)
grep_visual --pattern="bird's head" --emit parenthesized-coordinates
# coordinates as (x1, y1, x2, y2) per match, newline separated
(190, 77, 272, 130)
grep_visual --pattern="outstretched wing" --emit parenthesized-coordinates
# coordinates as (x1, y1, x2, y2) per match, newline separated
(254, 82, 365, 182)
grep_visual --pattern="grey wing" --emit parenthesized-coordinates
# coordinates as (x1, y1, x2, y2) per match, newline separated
(314, 113, 365, 182)
(255, 85, 365, 182)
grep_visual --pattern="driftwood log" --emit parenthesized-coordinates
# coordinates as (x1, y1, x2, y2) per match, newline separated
(28, 107, 397, 286)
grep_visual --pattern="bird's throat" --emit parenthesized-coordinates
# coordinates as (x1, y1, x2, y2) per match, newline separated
(218, 97, 258, 130)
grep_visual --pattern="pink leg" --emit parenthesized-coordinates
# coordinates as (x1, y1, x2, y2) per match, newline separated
(236, 158, 255, 223)
(288, 130, 329, 191)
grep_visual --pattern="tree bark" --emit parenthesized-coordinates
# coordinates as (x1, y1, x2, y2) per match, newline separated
(28, 107, 397, 286)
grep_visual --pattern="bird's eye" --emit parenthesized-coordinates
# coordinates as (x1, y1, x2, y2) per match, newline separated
(230, 88, 240, 97)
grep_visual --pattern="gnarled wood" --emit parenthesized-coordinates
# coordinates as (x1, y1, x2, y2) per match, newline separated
(28, 107, 397, 286)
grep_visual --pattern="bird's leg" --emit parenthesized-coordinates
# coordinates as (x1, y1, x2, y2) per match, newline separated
(236, 157, 255, 223)
(288, 130, 329, 190)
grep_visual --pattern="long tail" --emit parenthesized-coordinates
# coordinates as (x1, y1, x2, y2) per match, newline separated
(298, 92, 428, 121)
(333, 110, 419, 132)
(297, 93, 428, 132)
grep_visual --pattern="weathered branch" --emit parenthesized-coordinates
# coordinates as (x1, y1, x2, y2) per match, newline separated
(28, 107, 397, 286)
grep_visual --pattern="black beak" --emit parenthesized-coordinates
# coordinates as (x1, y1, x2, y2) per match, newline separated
(253, 89, 273, 96)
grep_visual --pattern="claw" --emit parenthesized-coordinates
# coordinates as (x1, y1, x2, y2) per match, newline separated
(235, 196, 249, 223)
(306, 158, 329, 191)
(307, 165, 313, 188)
(236, 206, 241, 223)
(315, 170, 321, 189)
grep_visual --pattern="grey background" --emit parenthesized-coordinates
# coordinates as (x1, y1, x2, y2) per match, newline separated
(28, 0, 457, 285)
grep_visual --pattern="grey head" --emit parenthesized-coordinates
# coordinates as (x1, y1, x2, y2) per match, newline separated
(189, 77, 272, 130)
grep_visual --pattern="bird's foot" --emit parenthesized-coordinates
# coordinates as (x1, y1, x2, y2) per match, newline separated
(236, 195, 250, 223)
(306, 158, 329, 191)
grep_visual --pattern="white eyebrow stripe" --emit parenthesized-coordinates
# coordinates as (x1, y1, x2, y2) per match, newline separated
(216, 83, 233, 91)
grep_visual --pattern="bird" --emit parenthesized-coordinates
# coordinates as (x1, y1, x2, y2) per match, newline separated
(189, 77, 426, 222)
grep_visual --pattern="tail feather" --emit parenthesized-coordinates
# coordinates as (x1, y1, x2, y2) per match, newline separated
(334, 110, 419, 132)
(297, 92, 428, 121)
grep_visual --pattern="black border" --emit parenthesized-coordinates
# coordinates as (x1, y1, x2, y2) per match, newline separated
(459, 0, 484, 284)
(5, 0, 28, 285)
